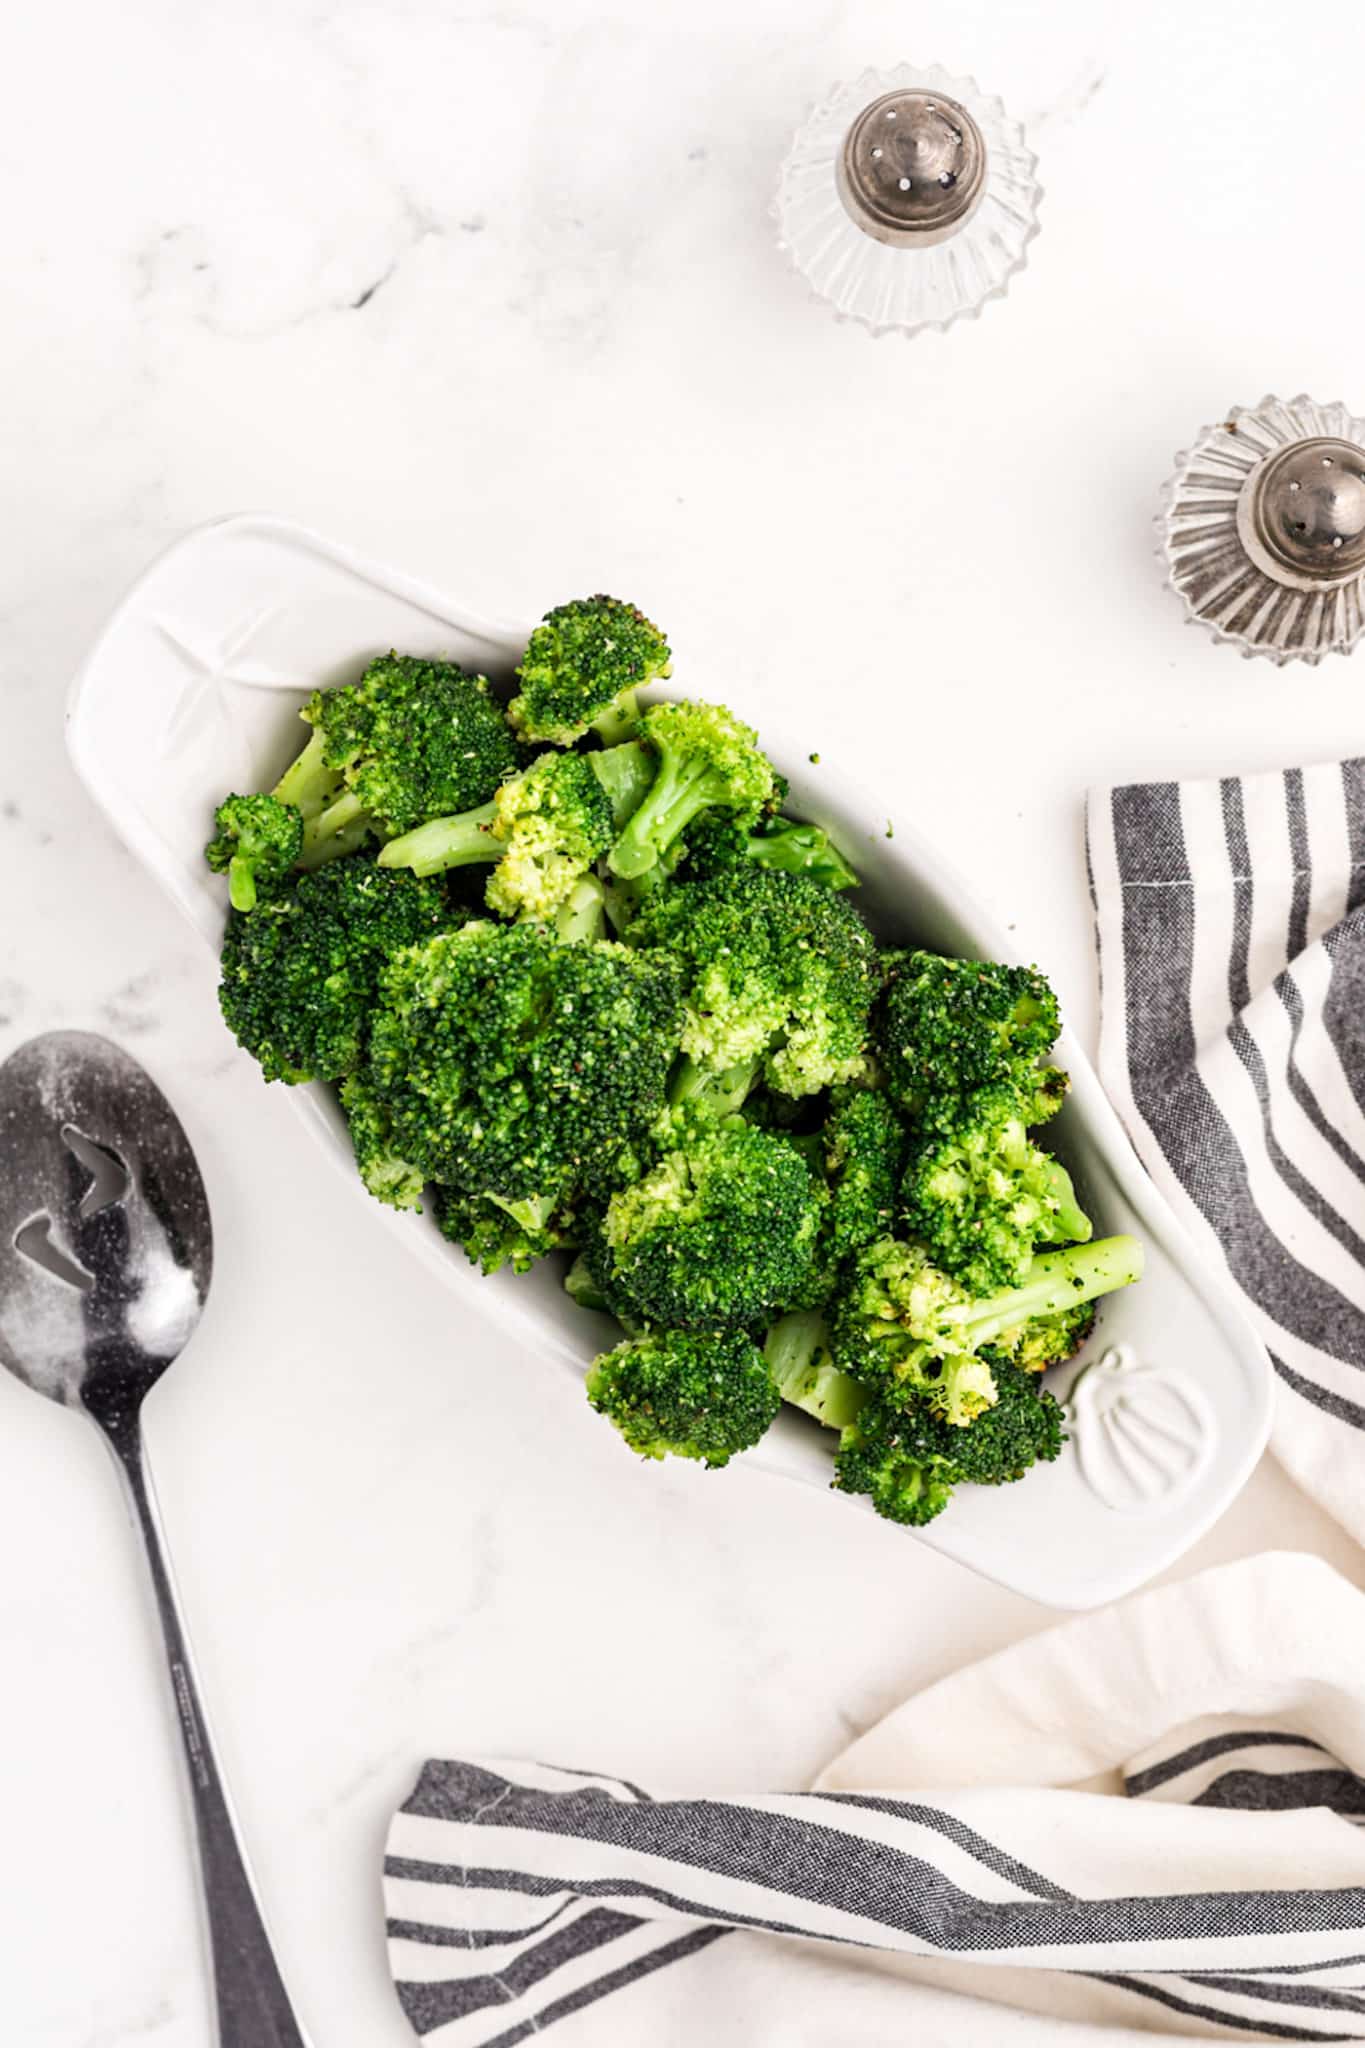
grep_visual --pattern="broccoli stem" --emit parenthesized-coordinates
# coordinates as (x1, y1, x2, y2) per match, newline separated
(608, 756, 724, 879)
(748, 823, 858, 891)
(589, 740, 656, 828)
(376, 800, 499, 878)
(962, 1234, 1143, 1349)
(764, 1313, 869, 1431)
(554, 875, 607, 945)
(489, 1189, 557, 1235)
(298, 790, 372, 870)
(588, 691, 641, 747)
(565, 1254, 610, 1312)
(272, 726, 343, 821)
(668, 1054, 759, 1117)
(1041, 1156, 1092, 1246)
(227, 856, 260, 914)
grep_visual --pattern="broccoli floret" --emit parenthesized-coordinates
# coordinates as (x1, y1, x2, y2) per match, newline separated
(631, 867, 879, 1096)
(832, 1401, 960, 1525)
(829, 1233, 1143, 1427)
(609, 701, 776, 880)
(877, 952, 1061, 1130)
(486, 753, 614, 919)
(278, 653, 516, 866)
(217, 857, 453, 1084)
(833, 1365, 1065, 1525)
(204, 793, 303, 913)
(586, 1329, 780, 1467)
(379, 749, 617, 924)
(340, 1071, 426, 1211)
(901, 1084, 1092, 1293)
(509, 596, 671, 746)
(989, 1300, 1096, 1373)
(937, 1362, 1066, 1482)
(598, 1124, 825, 1330)
(366, 922, 682, 1216)
(433, 1182, 572, 1276)
(684, 810, 859, 891)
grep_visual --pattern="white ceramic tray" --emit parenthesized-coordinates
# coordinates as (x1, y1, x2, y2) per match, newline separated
(66, 515, 1273, 1608)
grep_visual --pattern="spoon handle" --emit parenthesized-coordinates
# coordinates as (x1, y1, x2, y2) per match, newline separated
(112, 1424, 312, 2048)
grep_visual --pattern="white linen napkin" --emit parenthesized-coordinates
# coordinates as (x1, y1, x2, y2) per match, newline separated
(1087, 758, 1365, 1545)
(384, 1552, 1365, 2045)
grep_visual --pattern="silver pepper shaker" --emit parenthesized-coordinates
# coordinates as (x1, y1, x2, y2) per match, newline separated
(774, 62, 1041, 339)
(1161, 395, 1365, 665)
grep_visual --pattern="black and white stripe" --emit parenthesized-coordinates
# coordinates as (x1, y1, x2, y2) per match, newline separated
(384, 1729, 1365, 2044)
(1088, 758, 1365, 1532)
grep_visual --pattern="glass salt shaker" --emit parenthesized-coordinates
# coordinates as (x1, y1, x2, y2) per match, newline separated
(774, 62, 1041, 339)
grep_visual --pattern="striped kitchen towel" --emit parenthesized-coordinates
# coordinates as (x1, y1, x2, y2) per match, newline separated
(1088, 757, 1365, 1547)
(384, 1552, 1365, 2046)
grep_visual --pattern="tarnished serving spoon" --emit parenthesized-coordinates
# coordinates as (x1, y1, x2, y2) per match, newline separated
(0, 1030, 309, 2048)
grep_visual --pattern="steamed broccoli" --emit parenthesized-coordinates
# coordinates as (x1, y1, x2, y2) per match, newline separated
(829, 1233, 1143, 1427)
(379, 749, 615, 922)
(586, 1329, 780, 1467)
(834, 1365, 1066, 1525)
(204, 793, 303, 912)
(271, 654, 516, 867)
(597, 1123, 825, 1330)
(609, 701, 776, 880)
(631, 867, 880, 1097)
(877, 952, 1062, 1130)
(902, 1084, 1092, 1293)
(509, 596, 671, 746)
(217, 857, 453, 1084)
(365, 922, 682, 1218)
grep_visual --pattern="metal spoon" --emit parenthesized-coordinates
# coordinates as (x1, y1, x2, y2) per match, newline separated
(0, 1030, 310, 2048)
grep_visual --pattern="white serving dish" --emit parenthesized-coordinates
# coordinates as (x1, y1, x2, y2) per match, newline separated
(66, 515, 1273, 1608)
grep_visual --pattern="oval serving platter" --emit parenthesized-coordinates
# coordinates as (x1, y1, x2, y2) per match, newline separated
(65, 514, 1272, 1607)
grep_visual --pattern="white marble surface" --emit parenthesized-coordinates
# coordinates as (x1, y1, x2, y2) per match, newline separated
(6, 2, 1365, 2042)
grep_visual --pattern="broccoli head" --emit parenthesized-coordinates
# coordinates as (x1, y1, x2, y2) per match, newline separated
(277, 653, 516, 867)
(586, 1329, 780, 1467)
(366, 922, 682, 1215)
(204, 793, 303, 913)
(833, 1365, 1065, 1526)
(829, 1233, 1143, 1427)
(631, 867, 880, 1097)
(901, 1084, 1092, 1293)
(433, 1182, 573, 1276)
(988, 1301, 1096, 1373)
(822, 1089, 906, 1268)
(509, 595, 671, 746)
(485, 752, 614, 920)
(832, 1401, 959, 1525)
(340, 1071, 426, 1211)
(877, 952, 1061, 1130)
(599, 1123, 825, 1330)
(217, 856, 453, 1084)
(609, 700, 776, 880)
(378, 749, 616, 924)
(683, 809, 859, 892)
